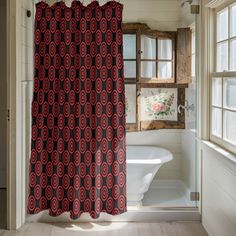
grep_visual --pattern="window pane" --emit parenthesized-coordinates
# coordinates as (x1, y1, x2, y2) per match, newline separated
(212, 78, 222, 106)
(158, 62, 172, 79)
(125, 84, 136, 123)
(230, 4, 236, 37)
(224, 110, 236, 144)
(158, 39, 172, 60)
(141, 35, 156, 60)
(217, 8, 228, 42)
(223, 78, 236, 109)
(124, 61, 136, 78)
(217, 41, 228, 72)
(123, 34, 136, 59)
(230, 39, 236, 71)
(212, 107, 222, 137)
(141, 61, 156, 78)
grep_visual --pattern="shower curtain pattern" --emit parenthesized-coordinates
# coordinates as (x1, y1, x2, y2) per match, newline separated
(28, 0, 126, 219)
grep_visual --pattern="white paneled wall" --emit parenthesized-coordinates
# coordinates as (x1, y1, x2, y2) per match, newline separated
(201, 142, 236, 236)
(181, 130, 196, 193)
(127, 130, 184, 181)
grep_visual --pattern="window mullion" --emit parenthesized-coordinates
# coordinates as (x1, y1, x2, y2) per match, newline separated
(228, 6, 230, 71)
(221, 77, 224, 139)
(156, 37, 158, 80)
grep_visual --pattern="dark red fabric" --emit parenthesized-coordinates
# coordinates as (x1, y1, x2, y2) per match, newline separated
(28, 0, 126, 219)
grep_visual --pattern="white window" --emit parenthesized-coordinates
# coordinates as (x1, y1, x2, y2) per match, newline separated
(210, 2, 236, 153)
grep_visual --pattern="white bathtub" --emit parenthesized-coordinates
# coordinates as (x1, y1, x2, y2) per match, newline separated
(126, 145, 173, 206)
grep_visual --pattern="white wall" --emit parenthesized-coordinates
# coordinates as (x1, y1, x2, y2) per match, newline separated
(127, 130, 184, 181)
(201, 142, 236, 236)
(63, 0, 182, 31)
(0, 0, 7, 188)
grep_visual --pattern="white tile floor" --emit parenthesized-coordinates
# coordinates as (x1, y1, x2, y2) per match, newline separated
(143, 188, 194, 207)
(1, 222, 208, 236)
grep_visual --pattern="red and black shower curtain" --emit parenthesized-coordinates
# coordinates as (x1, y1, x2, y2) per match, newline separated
(28, 0, 126, 219)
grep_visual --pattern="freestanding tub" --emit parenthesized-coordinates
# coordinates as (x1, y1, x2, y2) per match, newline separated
(126, 145, 173, 206)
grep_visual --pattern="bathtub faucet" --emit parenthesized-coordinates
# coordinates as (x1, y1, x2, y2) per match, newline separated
(177, 100, 194, 114)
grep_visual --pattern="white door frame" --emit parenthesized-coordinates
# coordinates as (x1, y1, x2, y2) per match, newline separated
(6, 0, 25, 230)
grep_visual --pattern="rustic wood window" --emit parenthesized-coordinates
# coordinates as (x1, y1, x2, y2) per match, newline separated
(123, 23, 191, 132)
(140, 32, 175, 83)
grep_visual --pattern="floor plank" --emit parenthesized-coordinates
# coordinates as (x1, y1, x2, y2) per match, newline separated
(0, 222, 208, 236)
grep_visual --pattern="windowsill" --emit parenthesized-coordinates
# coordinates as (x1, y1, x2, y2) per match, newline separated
(201, 140, 236, 164)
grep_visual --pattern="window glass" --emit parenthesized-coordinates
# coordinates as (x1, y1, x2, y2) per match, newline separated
(124, 61, 136, 78)
(212, 107, 222, 137)
(158, 62, 172, 79)
(141, 35, 156, 60)
(123, 34, 136, 59)
(212, 78, 222, 107)
(230, 4, 236, 37)
(230, 39, 236, 71)
(223, 78, 236, 109)
(217, 8, 228, 42)
(125, 84, 137, 123)
(158, 39, 172, 60)
(141, 61, 156, 78)
(217, 41, 228, 72)
(224, 110, 236, 144)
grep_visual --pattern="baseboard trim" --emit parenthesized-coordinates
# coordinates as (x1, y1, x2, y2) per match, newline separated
(26, 207, 200, 223)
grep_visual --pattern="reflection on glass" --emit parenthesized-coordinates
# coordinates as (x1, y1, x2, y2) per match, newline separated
(192, 31, 196, 77)
(141, 35, 156, 60)
(212, 107, 222, 137)
(123, 34, 136, 59)
(223, 78, 236, 109)
(192, 54, 195, 77)
(230, 39, 236, 71)
(124, 61, 136, 78)
(230, 4, 236, 37)
(158, 39, 172, 60)
(217, 8, 228, 42)
(217, 41, 228, 72)
(192, 31, 196, 54)
(212, 78, 222, 106)
(141, 61, 156, 78)
(158, 62, 172, 79)
(224, 110, 236, 144)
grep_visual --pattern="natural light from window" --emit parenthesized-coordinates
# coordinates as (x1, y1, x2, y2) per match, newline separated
(211, 2, 236, 151)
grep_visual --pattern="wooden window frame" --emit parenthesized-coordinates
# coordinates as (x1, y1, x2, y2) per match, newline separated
(139, 30, 176, 84)
(123, 23, 187, 132)
(210, 1, 236, 155)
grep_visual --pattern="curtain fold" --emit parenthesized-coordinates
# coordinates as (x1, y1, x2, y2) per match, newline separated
(28, 0, 126, 219)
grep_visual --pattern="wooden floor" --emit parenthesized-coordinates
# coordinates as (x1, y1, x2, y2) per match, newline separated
(0, 222, 208, 236)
